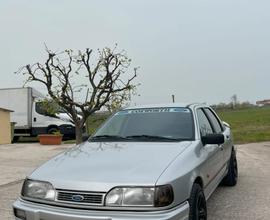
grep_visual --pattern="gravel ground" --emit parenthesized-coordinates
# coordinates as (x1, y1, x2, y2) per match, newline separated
(0, 142, 270, 219)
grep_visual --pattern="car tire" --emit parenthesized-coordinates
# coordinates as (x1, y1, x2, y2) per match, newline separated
(222, 148, 238, 186)
(188, 183, 207, 220)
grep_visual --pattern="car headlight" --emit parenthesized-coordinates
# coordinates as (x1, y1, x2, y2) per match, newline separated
(21, 179, 56, 201)
(105, 185, 173, 207)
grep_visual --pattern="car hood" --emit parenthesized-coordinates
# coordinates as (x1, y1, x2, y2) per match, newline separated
(30, 141, 191, 192)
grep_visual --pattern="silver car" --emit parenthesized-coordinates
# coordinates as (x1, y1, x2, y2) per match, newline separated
(13, 103, 238, 220)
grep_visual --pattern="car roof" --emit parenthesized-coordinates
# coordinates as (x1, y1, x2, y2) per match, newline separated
(124, 102, 206, 110)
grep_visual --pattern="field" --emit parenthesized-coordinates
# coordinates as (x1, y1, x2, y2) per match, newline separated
(87, 107, 270, 144)
(217, 106, 270, 144)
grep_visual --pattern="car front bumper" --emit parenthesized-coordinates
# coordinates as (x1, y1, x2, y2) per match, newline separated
(13, 199, 189, 220)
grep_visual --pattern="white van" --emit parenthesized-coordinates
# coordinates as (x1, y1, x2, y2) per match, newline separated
(0, 87, 75, 141)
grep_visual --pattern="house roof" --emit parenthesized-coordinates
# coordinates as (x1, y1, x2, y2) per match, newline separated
(0, 107, 14, 112)
(256, 99, 270, 105)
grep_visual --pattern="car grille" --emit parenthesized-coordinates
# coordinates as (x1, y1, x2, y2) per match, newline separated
(56, 190, 105, 206)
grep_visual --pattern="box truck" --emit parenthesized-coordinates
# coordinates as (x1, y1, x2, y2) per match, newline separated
(0, 87, 75, 141)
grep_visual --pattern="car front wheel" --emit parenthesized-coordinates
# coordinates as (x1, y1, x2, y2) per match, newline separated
(188, 183, 207, 220)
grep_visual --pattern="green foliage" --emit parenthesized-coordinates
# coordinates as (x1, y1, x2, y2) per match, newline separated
(52, 130, 62, 136)
(104, 85, 139, 113)
(211, 101, 255, 111)
(37, 99, 61, 116)
(86, 113, 110, 135)
(217, 106, 270, 144)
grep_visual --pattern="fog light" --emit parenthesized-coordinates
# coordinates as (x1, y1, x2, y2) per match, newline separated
(14, 208, 26, 220)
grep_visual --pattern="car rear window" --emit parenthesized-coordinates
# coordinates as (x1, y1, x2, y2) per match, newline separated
(204, 108, 223, 133)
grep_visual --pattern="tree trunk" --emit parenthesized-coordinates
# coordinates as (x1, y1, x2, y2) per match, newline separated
(75, 123, 83, 144)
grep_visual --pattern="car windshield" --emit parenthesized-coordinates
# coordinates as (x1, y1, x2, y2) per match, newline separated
(91, 107, 194, 142)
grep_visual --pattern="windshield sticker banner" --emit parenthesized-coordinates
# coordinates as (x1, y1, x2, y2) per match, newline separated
(117, 108, 190, 115)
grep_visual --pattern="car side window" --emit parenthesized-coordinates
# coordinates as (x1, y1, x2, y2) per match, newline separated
(204, 108, 223, 133)
(196, 109, 213, 136)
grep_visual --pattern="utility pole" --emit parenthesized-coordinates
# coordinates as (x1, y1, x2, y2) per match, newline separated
(172, 94, 175, 103)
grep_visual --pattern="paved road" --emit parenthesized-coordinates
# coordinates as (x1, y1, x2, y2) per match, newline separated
(207, 142, 270, 220)
(0, 143, 74, 219)
(0, 142, 270, 219)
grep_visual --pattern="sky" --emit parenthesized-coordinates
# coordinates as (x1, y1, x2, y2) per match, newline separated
(0, 0, 269, 105)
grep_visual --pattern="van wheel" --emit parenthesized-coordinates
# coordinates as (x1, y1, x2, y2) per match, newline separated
(222, 149, 238, 186)
(189, 183, 207, 220)
(12, 136, 20, 143)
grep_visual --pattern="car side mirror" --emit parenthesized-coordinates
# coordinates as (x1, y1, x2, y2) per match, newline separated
(201, 133, 224, 145)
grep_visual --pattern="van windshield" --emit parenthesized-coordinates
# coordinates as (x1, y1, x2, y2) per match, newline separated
(91, 107, 194, 142)
(35, 101, 66, 116)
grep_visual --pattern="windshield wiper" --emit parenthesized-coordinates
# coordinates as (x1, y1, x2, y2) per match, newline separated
(125, 135, 181, 141)
(90, 135, 128, 141)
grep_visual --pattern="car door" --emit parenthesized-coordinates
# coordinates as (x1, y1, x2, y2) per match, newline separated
(204, 108, 232, 167)
(196, 108, 224, 198)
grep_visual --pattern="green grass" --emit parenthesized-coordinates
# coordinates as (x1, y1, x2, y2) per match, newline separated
(217, 107, 270, 144)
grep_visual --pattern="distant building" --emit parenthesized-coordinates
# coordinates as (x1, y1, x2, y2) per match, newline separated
(256, 99, 270, 106)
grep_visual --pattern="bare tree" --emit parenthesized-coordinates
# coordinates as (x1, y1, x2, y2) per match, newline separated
(17, 46, 138, 144)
